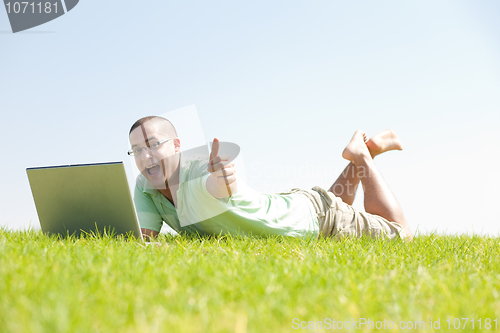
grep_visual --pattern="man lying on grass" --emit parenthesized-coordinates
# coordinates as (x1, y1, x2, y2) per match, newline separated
(128, 116, 412, 241)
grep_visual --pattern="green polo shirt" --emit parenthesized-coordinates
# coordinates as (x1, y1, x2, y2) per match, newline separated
(133, 154, 319, 238)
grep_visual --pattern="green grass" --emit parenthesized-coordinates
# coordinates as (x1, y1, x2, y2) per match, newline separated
(1, 229, 499, 332)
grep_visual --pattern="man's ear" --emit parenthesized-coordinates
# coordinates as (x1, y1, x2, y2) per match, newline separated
(174, 138, 181, 153)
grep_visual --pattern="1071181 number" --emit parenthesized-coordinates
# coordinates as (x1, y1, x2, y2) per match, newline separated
(446, 318, 498, 330)
(5, 2, 58, 14)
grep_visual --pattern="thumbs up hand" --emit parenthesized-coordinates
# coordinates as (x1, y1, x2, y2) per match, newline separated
(206, 138, 237, 198)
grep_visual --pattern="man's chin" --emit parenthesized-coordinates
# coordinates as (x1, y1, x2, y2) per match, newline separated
(142, 172, 168, 190)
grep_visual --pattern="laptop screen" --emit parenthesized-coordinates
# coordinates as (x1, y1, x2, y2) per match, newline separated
(27, 162, 143, 240)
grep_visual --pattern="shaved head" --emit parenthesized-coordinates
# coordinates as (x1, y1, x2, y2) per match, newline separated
(129, 115, 182, 191)
(129, 116, 178, 138)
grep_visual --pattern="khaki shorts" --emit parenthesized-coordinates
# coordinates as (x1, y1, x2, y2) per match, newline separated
(281, 187, 408, 240)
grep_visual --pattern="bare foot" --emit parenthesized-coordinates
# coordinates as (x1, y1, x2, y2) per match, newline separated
(342, 130, 371, 165)
(366, 129, 403, 158)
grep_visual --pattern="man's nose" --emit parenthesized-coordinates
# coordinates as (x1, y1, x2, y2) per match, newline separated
(142, 147, 153, 159)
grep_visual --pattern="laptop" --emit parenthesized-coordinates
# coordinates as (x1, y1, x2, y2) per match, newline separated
(26, 162, 143, 241)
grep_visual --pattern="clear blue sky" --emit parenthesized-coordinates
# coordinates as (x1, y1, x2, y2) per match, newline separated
(1, 0, 499, 235)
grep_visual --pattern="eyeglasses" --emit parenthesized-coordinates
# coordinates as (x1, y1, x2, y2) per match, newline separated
(127, 138, 172, 156)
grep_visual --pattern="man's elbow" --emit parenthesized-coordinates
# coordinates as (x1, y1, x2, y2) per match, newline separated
(141, 228, 160, 240)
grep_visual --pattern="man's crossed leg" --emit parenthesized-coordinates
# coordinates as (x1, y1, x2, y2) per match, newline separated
(328, 129, 412, 240)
